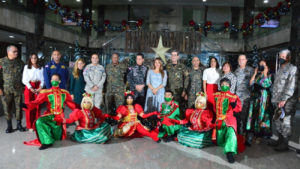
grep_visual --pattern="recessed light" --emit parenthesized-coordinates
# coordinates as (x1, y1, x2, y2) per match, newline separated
(9, 35, 15, 38)
(263, 0, 268, 4)
(69, 46, 73, 49)
(203, 0, 207, 2)
(18, 42, 23, 44)
(128, 0, 132, 2)
(1, 0, 7, 3)
(76, 0, 80, 2)
(92, 10, 95, 13)
(49, 46, 53, 48)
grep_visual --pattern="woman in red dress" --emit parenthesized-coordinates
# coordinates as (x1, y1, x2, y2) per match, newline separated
(110, 91, 160, 142)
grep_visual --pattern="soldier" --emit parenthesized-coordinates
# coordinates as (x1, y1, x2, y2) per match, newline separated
(105, 53, 127, 115)
(166, 50, 188, 113)
(127, 53, 148, 107)
(234, 54, 254, 134)
(83, 54, 106, 108)
(269, 49, 298, 151)
(44, 50, 69, 89)
(0, 45, 26, 133)
(184, 56, 205, 108)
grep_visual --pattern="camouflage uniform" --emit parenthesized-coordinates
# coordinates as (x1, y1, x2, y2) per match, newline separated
(166, 63, 188, 112)
(272, 63, 298, 139)
(127, 65, 148, 107)
(105, 63, 127, 114)
(234, 66, 254, 133)
(83, 64, 106, 108)
(185, 66, 204, 108)
(0, 57, 25, 121)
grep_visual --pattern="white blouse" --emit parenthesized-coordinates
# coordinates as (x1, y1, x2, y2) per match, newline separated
(22, 65, 44, 88)
(202, 67, 220, 84)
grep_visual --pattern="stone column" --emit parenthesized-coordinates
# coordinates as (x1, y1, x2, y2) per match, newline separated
(82, 0, 93, 47)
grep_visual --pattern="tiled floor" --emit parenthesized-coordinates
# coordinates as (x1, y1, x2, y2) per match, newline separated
(0, 108, 299, 169)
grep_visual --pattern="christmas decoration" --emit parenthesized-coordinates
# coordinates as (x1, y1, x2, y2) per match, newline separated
(151, 36, 171, 64)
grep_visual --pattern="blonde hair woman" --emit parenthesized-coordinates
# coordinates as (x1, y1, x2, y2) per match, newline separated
(69, 58, 86, 107)
(144, 58, 167, 113)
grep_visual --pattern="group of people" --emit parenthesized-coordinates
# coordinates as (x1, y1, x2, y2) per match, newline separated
(0, 45, 298, 163)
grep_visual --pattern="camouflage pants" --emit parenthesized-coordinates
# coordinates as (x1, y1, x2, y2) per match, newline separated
(273, 98, 297, 139)
(274, 115, 293, 138)
(1, 92, 22, 120)
(173, 91, 186, 118)
(239, 98, 251, 134)
(92, 92, 103, 109)
(105, 92, 124, 115)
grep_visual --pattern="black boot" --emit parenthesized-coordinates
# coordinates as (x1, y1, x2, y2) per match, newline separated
(16, 120, 26, 132)
(268, 134, 283, 147)
(39, 144, 53, 150)
(226, 152, 235, 163)
(6, 120, 13, 133)
(274, 137, 289, 151)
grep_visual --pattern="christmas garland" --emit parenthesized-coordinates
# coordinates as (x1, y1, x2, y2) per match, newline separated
(37, 0, 143, 32)
(188, 0, 293, 36)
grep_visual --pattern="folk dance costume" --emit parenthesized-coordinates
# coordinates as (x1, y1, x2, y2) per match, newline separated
(157, 100, 181, 141)
(24, 80, 76, 150)
(22, 65, 44, 130)
(213, 78, 242, 163)
(111, 91, 160, 142)
(246, 74, 273, 140)
(172, 92, 214, 148)
(58, 94, 113, 143)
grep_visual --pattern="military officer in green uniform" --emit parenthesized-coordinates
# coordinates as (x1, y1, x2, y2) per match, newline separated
(105, 53, 127, 115)
(0, 45, 26, 133)
(184, 56, 205, 108)
(165, 50, 188, 113)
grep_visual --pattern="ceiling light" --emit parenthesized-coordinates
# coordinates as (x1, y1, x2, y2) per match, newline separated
(203, 0, 207, 2)
(9, 35, 15, 38)
(92, 10, 95, 13)
(263, 0, 268, 3)
(76, 0, 80, 2)
(18, 42, 23, 44)
(69, 46, 73, 49)
(128, 0, 132, 2)
(1, 0, 6, 3)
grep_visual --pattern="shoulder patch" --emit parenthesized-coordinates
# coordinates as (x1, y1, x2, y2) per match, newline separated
(50, 65, 56, 69)
(61, 65, 66, 69)
(45, 65, 49, 68)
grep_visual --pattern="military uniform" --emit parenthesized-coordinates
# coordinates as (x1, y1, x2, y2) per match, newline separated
(44, 61, 69, 89)
(166, 63, 188, 112)
(185, 66, 204, 108)
(272, 63, 298, 140)
(0, 57, 24, 121)
(234, 66, 254, 133)
(127, 65, 148, 107)
(105, 63, 127, 114)
(83, 64, 106, 108)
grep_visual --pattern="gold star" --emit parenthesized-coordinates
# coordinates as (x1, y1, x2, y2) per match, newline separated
(151, 36, 170, 64)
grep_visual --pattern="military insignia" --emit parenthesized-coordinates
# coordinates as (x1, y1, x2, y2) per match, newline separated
(50, 65, 56, 69)
(61, 65, 66, 69)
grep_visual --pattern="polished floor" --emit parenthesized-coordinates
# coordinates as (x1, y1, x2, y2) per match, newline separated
(0, 110, 299, 169)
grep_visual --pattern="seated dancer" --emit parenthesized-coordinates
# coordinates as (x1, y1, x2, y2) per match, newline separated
(110, 91, 160, 142)
(170, 92, 214, 148)
(56, 93, 113, 144)
(157, 90, 181, 142)
(24, 74, 76, 150)
(213, 78, 242, 163)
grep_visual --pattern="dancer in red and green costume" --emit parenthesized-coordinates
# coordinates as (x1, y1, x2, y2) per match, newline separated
(56, 93, 113, 143)
(157, 90, 181, 142)
(169, 92, 214, 148)
(24, 74, 76, 150)
(110, 91, 160, 142)
(214, 78, 242, 163)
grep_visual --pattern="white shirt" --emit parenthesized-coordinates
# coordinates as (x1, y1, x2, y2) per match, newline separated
(202, 67, 220, 84)
(22, 65, 44, 88)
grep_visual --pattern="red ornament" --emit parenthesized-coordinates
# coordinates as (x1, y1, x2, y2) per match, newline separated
(189, 20, 196, 27)
(136, 19, 143, 28)
(249, 18, 254, 25)
(104, 20, 110, 26)
(124, 91, 135, 96)
(121, 20, 127, 26)
(224, 21, 230, 28)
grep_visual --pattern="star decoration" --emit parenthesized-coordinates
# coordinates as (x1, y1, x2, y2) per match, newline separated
(151, 36, 170, 64)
